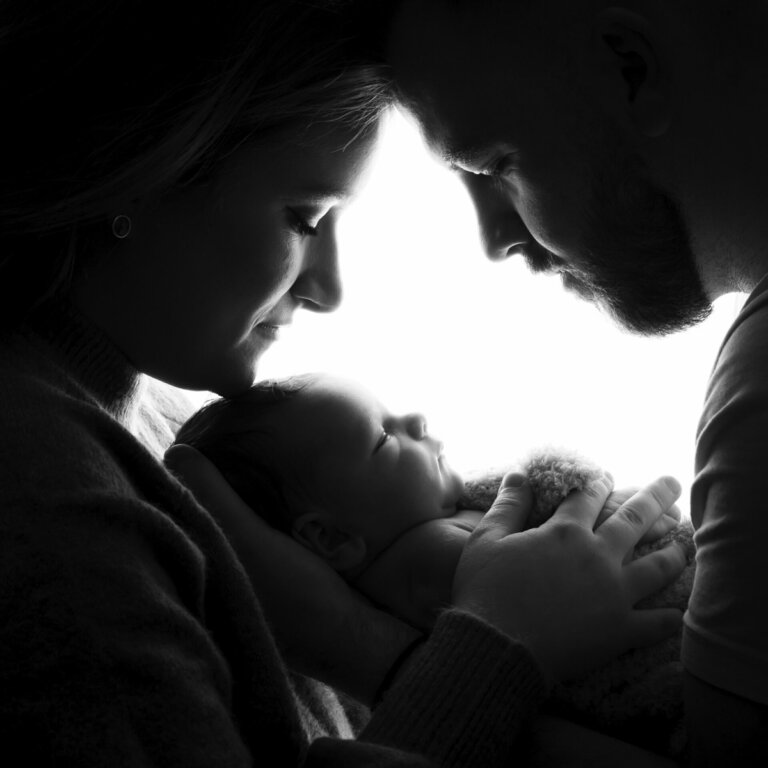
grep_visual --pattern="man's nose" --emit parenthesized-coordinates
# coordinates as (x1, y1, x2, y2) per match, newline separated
(462, 173, 531, 262)
(291, 232, 343, 313)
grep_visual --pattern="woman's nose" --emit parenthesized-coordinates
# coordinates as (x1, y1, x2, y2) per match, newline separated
(462, 173, 531, 262)
(403, 412, 428, 440)
(291, 230, 343, 313)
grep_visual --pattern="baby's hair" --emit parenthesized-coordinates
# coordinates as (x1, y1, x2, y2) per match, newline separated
(174, 373, 319, 532)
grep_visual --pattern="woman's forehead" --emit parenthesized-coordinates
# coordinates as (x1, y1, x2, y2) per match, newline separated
(215, 123, 380, 201)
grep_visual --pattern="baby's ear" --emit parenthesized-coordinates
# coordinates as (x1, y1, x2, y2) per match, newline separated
(291, 513, 367, 572)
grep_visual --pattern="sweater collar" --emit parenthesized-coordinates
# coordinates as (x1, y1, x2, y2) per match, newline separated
(25, 296, 145, 424)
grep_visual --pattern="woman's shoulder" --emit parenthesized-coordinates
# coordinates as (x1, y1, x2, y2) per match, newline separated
(0, 336, 165, 503)
(0, 335, 218, 582)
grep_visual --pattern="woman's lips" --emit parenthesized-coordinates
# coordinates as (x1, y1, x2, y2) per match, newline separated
(254, 313, 292, 341)
(255, 323, 283, 341)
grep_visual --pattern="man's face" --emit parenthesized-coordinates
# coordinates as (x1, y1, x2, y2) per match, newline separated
(389, 0, 711, 335)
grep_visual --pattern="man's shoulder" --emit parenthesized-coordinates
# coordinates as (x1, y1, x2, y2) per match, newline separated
(707, 289, 768, 400)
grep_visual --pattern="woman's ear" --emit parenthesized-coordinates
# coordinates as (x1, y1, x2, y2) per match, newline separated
(291, 513, 367, 572)
(588, 7, 671, 138)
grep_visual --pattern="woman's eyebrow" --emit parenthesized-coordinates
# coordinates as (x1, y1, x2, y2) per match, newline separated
(286, 184, 350, 203)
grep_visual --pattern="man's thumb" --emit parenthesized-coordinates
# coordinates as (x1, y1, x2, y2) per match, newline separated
(478, 471, 533, 537)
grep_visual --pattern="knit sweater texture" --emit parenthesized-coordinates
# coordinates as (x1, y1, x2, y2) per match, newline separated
(0, 299, 546, 767)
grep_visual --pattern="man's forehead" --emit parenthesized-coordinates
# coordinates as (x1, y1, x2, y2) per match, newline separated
(388, 0, 534, 163)
(396, 81, 510, 172)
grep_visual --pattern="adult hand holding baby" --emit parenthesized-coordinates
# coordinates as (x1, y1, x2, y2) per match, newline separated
(165, 443, 421, 706)
(452, 472, 687, 686)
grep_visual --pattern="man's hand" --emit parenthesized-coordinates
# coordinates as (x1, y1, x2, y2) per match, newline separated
(599, 485, 682, 549)
(164, 444, 420, 706)
(452, 472, 687, 685)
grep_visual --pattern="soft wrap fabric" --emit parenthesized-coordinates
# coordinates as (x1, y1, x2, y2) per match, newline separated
(460, 450, 695, 760)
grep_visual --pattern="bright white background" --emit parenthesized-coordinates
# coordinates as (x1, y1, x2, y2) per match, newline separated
(251, 110, 745, 519)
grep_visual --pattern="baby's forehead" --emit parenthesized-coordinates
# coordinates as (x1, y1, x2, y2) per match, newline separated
(295, 378, 383, 442)
(305, 376, 379, 410)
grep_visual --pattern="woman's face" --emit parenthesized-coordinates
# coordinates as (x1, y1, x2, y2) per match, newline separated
(73, 124, 379, 396)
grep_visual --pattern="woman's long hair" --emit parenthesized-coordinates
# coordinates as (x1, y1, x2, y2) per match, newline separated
(0, 0, 392, 325)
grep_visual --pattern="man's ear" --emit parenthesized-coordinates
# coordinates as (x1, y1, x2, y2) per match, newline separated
(291, 513, 367, 572)
(588, 7, 670, 138)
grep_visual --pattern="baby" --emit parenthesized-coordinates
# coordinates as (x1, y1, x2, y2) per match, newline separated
(175, 371, 476, 630)
(174, 371, 694, 759)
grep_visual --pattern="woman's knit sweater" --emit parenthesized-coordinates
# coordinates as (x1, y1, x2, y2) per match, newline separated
(0, 299, 545, 767)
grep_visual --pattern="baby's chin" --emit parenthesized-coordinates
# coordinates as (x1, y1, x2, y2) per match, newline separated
(443, 470, 465, 510)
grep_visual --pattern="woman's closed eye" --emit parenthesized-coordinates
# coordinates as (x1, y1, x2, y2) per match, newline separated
(286, 207, 319, 237)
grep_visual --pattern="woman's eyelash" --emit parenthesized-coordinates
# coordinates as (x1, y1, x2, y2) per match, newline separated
(287, 208, 319, 237)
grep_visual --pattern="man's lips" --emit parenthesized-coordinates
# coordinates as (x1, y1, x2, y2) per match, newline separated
(559, 270, 596, 300)
(521, 244, 561, 275)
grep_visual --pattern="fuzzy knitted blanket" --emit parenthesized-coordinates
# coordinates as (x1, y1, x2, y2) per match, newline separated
(459, 448, 695, 761)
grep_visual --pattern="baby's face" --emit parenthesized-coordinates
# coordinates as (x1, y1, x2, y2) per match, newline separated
(287, 376, 465, 556)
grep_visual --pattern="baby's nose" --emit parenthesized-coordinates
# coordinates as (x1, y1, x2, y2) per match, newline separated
(404, 413, 428, 440)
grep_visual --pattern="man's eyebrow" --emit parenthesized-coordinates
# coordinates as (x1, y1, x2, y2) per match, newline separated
(442, 143, 492, 171)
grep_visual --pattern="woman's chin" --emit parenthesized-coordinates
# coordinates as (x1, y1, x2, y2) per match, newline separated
(182, 351, 261, 398)
(209, 365, 259, 398)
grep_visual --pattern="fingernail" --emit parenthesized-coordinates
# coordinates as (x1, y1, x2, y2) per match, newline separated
(501, 472, 526, 488)
(663, 476, 682, 495)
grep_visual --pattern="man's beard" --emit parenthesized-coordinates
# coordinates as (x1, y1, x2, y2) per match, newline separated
(539, 131, 713, 336)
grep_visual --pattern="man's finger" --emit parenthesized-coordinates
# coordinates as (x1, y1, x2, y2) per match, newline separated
(550, 475, 613, 528)
(625, 608, 683, 650)
(472, 471, 534, 540)
(623, 543, 688, 605)
(597, 476, 682, 554)
(638, 504, 682, 545)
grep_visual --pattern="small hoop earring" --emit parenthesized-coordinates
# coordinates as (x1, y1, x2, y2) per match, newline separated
(111, 214, 132, 239)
